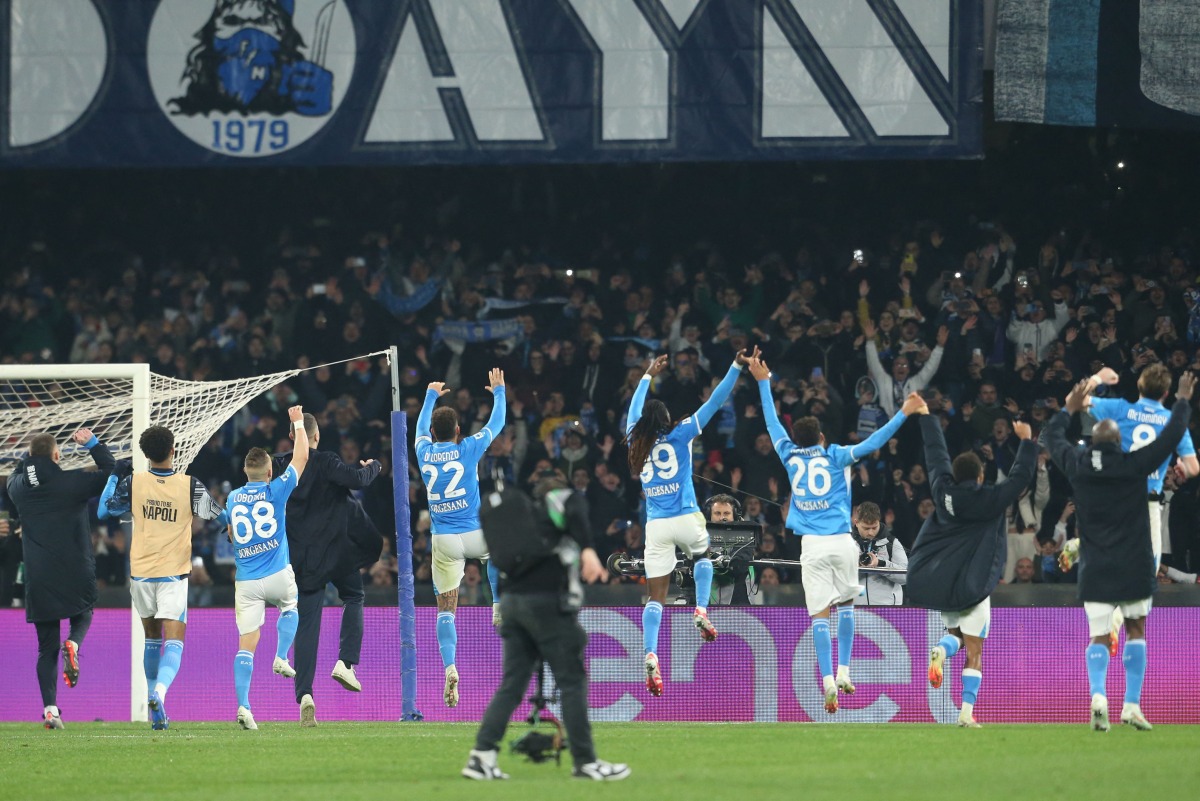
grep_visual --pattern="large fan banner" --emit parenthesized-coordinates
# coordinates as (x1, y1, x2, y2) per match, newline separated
(1, 0, 982, 167)
(996, 0, 1200, 130)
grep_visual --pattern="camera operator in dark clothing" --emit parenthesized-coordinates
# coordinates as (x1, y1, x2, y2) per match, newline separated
(464, 473, 629, 782)
(852, 502, 907, 606)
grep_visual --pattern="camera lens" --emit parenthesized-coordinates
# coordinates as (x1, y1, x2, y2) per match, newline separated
(859, 552, 873, 566)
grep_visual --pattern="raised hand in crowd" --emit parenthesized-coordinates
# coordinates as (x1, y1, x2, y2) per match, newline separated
(1012, 421, 1032, 441)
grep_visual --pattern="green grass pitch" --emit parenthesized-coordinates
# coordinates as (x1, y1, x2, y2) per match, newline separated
(1, 722, 1196, 800)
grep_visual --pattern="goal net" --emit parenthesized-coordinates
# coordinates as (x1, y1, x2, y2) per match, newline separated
(0, 353, 390, 721)
(0, 367, 305, 472)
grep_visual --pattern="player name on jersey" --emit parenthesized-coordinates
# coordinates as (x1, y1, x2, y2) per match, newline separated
(426, 450, 460, 463)
(1125, 410, 1168, 425)
(430, 498, 470, 514)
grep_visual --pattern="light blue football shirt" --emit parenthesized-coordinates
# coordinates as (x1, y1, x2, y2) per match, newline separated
(416, 387, 506, 534)
(1090, 396, 1195, 493)
(228, 464, 298, 580)
(627, 362, 742, 520)
(759, 378, 908, 536)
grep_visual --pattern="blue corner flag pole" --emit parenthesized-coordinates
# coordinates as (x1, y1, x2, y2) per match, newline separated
(390, 347, 421, 721)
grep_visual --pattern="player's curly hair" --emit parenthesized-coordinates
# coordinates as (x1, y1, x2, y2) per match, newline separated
(139, 425, 174, 464)
(624, 400, 681, 475)
(431, 407, 459, 442)
(792, 417, 822, 448)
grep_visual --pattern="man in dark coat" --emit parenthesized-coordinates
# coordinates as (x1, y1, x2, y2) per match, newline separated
(1041, 373, 1194, 732)
(7, 428, 114, 729)
(907, 407, 1035, 728)
(272, 413, 383, 726)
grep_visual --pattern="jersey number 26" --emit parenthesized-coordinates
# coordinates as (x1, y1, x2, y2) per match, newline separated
(787, 455, 832, 497)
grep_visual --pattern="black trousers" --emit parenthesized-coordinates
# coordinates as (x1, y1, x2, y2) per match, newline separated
(475, 593, 595, 767)
(293, 569, 364, 702)
(34, 609, 93, 708)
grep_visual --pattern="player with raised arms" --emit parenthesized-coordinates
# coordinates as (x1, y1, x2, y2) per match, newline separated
(1082, 364, 1198, 654)
(749, 356, 922, 713)
(625, 349, 754, 697)
(416, 368, 506, 708)
(225, 405, 309, 730)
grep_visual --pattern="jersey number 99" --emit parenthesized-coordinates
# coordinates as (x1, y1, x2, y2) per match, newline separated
(640, 444, 680, 484)
(231, 501, 279, 545)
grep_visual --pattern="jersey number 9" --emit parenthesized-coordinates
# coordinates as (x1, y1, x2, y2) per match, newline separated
(231, 501, 279, 545)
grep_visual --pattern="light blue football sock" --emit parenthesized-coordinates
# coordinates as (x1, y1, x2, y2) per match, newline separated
(837, 607, 855, 670)
(693, 559, 714, 613)
(436, 612, 457, 668)
(961, 668, 982, 706)
(1087, 643, 1110, 697)
(643, 601, 663, 656)
(1123, 639, 1147, 705)
(938, 634, 962, 659)
(234, 650, 253, 710)
(486, 561, 500, 604)
(813, 619, 833, 679)
(155, 640, 184, 700)
(275, 610, 298, 661)
(143, 638, 162, 686)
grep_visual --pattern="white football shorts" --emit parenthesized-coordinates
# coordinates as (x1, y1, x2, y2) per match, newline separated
(234, 565, 299, 635)
(942, 596, 991, 639)
(432, 529, 490, 595)
(799, 533, 861, 616)
(1085, 598, 1151, 638)
(644, 512, 709, 579)
(130, 578, 189, 623)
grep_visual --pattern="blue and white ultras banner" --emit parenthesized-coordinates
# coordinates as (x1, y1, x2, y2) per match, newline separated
(2, 0, 982, 167)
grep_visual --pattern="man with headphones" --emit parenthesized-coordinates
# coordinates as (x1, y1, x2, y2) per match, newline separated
(702, 494, 759, 606)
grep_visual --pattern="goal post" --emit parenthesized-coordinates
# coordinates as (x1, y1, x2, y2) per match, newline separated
(0, 353, 389, 721)
(389, 345, 420, 720)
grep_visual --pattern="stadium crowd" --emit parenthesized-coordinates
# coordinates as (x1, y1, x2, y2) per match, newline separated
(3, 149, 1200, 603)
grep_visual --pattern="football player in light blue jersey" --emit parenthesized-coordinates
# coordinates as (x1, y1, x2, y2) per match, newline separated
(226, 404, 309, 731)
(1084, 363, 1199, 658)
(416, 368, 506, 708)
(750, 356, 923, 713)
(624, 349, 754, 697)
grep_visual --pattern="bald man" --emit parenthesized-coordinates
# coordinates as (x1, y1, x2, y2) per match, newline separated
(1040, 373, 1195, 733)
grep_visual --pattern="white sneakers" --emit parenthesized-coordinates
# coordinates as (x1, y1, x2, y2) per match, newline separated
(1121, 702, 1153, 731)
(300, 694, 317, 728)
(237, 706, 258, 730)
(957, 712, 982, 728)
(573, 760, 632, 781)
(273, 657, 296, 678)
(445, 665, 460, 708)
(43, 706, 64, 730)
(1091, 694, 1110, 732)
(331, 660, 361, 692)
(462, 750, 631, 782)
(462, 749, 509, 780)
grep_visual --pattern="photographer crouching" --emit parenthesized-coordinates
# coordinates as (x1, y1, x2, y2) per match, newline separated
(852, 502, 908, 606)
(463, 471, 630, 782)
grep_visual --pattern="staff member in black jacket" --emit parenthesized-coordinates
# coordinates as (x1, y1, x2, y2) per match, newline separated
(907, 405, 1036, 728)
(463, 474, 629, 782)
(273, 413, 383, 727)
(1041, 373, 1194, 733)
(7, 428, 114, 729)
